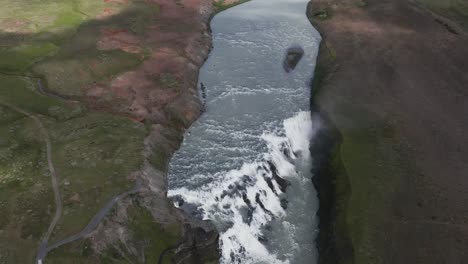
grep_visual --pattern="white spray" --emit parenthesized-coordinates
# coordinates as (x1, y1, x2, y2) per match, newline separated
(169, 111, 316, 264)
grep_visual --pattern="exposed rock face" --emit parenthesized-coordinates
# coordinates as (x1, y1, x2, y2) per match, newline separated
(283, 46, 304, 73)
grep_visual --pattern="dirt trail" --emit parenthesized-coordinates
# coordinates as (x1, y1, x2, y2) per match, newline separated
(0, 101, 63, 264)
(45, 179, 142, 253)
(0, 100, 143, 264)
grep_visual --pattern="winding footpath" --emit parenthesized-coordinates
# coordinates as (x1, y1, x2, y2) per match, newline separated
(45, 180, 142, 253)
(1, 93, 142, 263)
(0, 101, 63, 264)
(37, 80, 72, 101)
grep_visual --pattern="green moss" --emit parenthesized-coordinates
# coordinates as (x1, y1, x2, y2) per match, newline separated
(159, 73, 179, 88)
(340, 131, 380, 246)
(127, 205, 182, 263)
(326, 44, 337, 60)
(327, 105, 403, 264)
(0, 75, 82, 119)
(356, 0, 368, 7)
(0, 1, 71, 35)
(49, 11, 85, 30)
(325, 141, 353, 263)
(150, 147, 170, 171)
(0, 43, 59, 73)
(313, 9, 331, 20)
(46, 239, 100, 264)
(312, 34, 404, 262)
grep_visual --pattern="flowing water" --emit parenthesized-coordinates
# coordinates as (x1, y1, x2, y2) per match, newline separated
(168, 0, 321, 263)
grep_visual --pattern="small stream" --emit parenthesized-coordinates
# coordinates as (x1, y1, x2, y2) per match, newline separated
(168, 0, 321, 263)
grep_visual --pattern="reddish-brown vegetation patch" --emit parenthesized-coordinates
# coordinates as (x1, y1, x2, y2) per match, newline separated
(98, 28, 142, 53)
(84, 0, 213, 126)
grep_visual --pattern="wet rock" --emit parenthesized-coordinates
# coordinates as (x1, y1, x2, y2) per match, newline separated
(264, 176, 278, 195)
(280, 198, 288, 209)
(283, 46, 304, 73)
(257, 234, 268, 243)
(266, 160, 290, 192)
(176, 224, 220, 263)
(255, 193, 273, 216)
(242, 193, 252, 207)
(242, 175, 253, 185)
(240, 195, 254, 225)
(173, 195, 185, 207)
(200, 82, 207, 107)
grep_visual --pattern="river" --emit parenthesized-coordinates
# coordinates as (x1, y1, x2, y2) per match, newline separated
(167, 0, 321, 263)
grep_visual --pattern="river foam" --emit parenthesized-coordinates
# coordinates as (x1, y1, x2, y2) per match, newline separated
(169, 111, 318, 263)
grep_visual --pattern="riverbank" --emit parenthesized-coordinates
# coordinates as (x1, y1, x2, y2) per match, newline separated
(308, 0, 468, 263)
